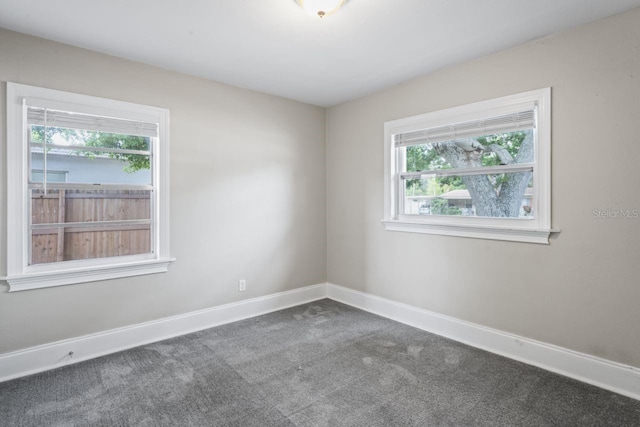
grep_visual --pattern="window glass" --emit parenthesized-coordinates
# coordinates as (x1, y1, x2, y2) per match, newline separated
(403, 175, 533, 218)
(29, 125, 151, 186)
(29, 189, 152, 265)
(402, 129, 534, 219)
(383, 88, 551, 244)
(405, 130, 533, 172)
(30, 170, 67, 183)
(6, 82, 172, 291)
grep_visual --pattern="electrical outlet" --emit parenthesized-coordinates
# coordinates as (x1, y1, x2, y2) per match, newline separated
(238, 279, 246, 292)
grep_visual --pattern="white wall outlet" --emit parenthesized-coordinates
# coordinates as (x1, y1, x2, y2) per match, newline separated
(238, 279, 246, 292)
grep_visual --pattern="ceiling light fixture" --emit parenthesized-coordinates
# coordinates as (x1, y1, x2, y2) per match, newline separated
(295, 0, 348, 18)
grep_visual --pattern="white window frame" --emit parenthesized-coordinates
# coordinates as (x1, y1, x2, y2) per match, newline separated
(383, 88, 552, 244)
(4, 82, 174, 291)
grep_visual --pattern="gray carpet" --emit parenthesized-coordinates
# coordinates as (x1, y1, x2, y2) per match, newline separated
(1, 299, 639, 426)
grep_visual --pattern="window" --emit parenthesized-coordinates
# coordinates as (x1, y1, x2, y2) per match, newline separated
(383, 88, 551, 244)
(30, 170, 68, 183)
(5, 83, 173, 291)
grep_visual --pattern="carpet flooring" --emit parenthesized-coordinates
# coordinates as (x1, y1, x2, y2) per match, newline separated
(1, 299, 640, 426)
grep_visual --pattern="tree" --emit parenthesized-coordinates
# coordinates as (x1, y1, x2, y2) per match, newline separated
(406, 130, 532, 217)
(430, 198, 462, 216)
(82, 132, 150, 173)
(406, 145, 463, 197)
(31, 126, 150, 173)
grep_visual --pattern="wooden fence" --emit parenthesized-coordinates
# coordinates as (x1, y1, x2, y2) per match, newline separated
(31, 189, 150, 265)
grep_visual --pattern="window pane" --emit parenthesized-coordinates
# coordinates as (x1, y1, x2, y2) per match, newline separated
(29, 125, 151, 185)
(31, 170, 67, 183)
(30, 189, 151, 265)
(30, 146, 151, 185)
(403, 174, 533, 218)
(405, 129, 533, 173)
(29, 125, 151, 151)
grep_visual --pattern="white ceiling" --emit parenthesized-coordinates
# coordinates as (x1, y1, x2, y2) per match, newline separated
(1, 0, 639, 107)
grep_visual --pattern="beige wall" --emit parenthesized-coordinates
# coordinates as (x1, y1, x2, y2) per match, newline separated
(2, 8, 639, 369)
(327, 9, 640, 367)
(0, 29, 327, 353)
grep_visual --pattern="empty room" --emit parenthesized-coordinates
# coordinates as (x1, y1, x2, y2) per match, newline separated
(1, 1, 640, 425)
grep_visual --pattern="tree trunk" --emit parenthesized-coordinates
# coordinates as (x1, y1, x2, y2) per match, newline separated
(433, 132, 533, 217)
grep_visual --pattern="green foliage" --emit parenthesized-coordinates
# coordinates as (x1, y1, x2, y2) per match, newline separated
(477, 131, 526, 167)
(404, 131, 528, 196)
(406, 145, 462, 189)
(83, 132, 149, 173)
(430, 198, 461, 216)
(406, 145, 441, 172)
(31, 126, 76, 143)
(31, 126, 150, 173)
(477, 132, 527, 190)
(404, 175, 464, 197)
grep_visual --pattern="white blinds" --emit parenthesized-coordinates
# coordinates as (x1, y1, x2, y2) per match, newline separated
(394, 109, 535, 148)
(27, 107, 158, 138)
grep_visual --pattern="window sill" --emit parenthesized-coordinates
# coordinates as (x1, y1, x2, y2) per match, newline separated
(382, 219, 557, 244)
(3, 258, 175, 292)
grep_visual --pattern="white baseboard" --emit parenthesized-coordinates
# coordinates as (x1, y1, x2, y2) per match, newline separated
(3, 281, 639, 402)
(0, 283, 326, 383)
(326, 283, 640, 401)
